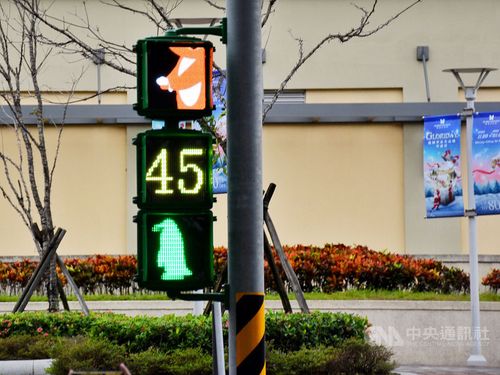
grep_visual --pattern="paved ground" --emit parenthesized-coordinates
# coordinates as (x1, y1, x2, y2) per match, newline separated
(395, 366, 500, 374)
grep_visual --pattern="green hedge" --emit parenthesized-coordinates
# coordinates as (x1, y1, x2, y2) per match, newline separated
(0, 311, 368, 353)
(0, 335, 393, 375)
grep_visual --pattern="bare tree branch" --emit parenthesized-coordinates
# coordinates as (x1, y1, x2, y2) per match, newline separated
(263, 0, 422, 121)
(40, 85, 134, 105)
(203, 0, 225, 11)
(0, 0, 82, 311)
(16, 0, 136, 76)
(261, 0, 277, 27)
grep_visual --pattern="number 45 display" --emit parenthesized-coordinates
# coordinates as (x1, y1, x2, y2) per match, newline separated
(134, 130, 213, 210)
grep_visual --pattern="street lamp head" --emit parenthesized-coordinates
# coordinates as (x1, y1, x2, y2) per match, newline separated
(443, 67, 497, 74)
(443, 67, 497, 101)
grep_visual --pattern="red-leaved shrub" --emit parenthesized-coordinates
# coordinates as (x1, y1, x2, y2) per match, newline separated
(482, 268, 500, 293)
(0, 245, 470, 294)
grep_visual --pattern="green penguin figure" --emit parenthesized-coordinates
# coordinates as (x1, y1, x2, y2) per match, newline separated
(153, 218, 192, 280)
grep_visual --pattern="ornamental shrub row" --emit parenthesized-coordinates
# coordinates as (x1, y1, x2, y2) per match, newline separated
(263, 244, 470, 293)
(0, 311, 367, 354)
(482, 268, 500, 292)
(217, 244, 471, 293)
(0, 255, 137, 295)
(0, 244, 472, 295)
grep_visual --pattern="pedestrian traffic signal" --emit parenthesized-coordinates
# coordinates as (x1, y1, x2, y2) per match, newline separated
(134, 37, 214, 120)
(135, 130, 213, 210)
(136, 211, 214, 291)
(134, 130, 215, 292)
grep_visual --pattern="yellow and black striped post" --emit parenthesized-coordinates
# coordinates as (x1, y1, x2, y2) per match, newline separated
(236, 293, 266, 374)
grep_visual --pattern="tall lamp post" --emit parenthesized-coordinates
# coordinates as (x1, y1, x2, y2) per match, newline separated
(443, 67, 496, 366)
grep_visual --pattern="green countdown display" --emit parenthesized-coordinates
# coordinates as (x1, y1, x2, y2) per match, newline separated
(136, 211, 214, 291)
(135, 130, 213, 210)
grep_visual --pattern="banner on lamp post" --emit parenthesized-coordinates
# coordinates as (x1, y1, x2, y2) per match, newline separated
(423, 114, 464, 218)
(472, 112, 500, 215)
(180, 70, 227, 194)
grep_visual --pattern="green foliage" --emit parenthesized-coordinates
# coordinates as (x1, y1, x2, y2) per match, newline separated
(47, 337, 126, 375)
(267, 347, 335, 375)
(0, 334, 59, 360)
(266, 311, 367, 352)
(0, 311, 368, 355)
(127, 348, 212, 375)
(86, 313, 214, 353)
(0, 315, 389, 375)
(327, 338, 395, 374)
(0, 311, 93, 338)
(47, 340, 393, 375)
(266, 340, 394, 375)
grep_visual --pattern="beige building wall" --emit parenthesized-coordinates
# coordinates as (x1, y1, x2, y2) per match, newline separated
(306, 89, 403, 104)
(262, 123, 405, 251)
(190, 122, 405, 252)
(30, 0, 500, 99)
(0, 125, 128, 256)
(1, 0, 500, 256)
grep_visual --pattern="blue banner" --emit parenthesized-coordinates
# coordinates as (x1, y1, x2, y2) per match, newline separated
(472, 112, 500, 215)
(179, 70, 227, 194)
(423, 115, 464, 218)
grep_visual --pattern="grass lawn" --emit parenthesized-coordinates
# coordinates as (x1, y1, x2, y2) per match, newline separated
(268, 290, 500, 302)
(0, 290, 498, 302)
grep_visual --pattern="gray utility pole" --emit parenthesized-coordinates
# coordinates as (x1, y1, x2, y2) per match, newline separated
(226, 1, 265, 375)
(444, 67, 496, 366)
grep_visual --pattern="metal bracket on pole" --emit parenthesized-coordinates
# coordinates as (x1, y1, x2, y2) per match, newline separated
(461, 108, 474, 117)
(416, 46, 431, 102)
(465, 209, 477, 217)
(167, 285, 229, 305)
(165, 18, 227, 44)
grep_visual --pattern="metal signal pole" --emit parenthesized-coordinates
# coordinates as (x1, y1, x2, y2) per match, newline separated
(226, 1, 265, 374)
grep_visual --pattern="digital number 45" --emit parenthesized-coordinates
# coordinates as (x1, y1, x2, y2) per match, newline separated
(146, 148, 205, 195)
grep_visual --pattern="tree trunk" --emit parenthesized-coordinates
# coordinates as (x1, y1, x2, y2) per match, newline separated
(47, 254, 59, 312)
(41, 235, 59, 312)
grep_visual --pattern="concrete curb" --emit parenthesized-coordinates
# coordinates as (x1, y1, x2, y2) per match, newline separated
(0, 359, 52, 375)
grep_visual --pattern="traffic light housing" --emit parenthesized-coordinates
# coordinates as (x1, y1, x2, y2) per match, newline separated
(135, 130, 213, 210)
(134, 37, 214, 120)
(136, 211, 214, 291)
(134, 130, 215, 291)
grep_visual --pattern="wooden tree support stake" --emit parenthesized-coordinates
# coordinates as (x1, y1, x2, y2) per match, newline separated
(264, 183, 310, 313)
(13, 226, 89, 315)
(13, 228, 66, 313)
